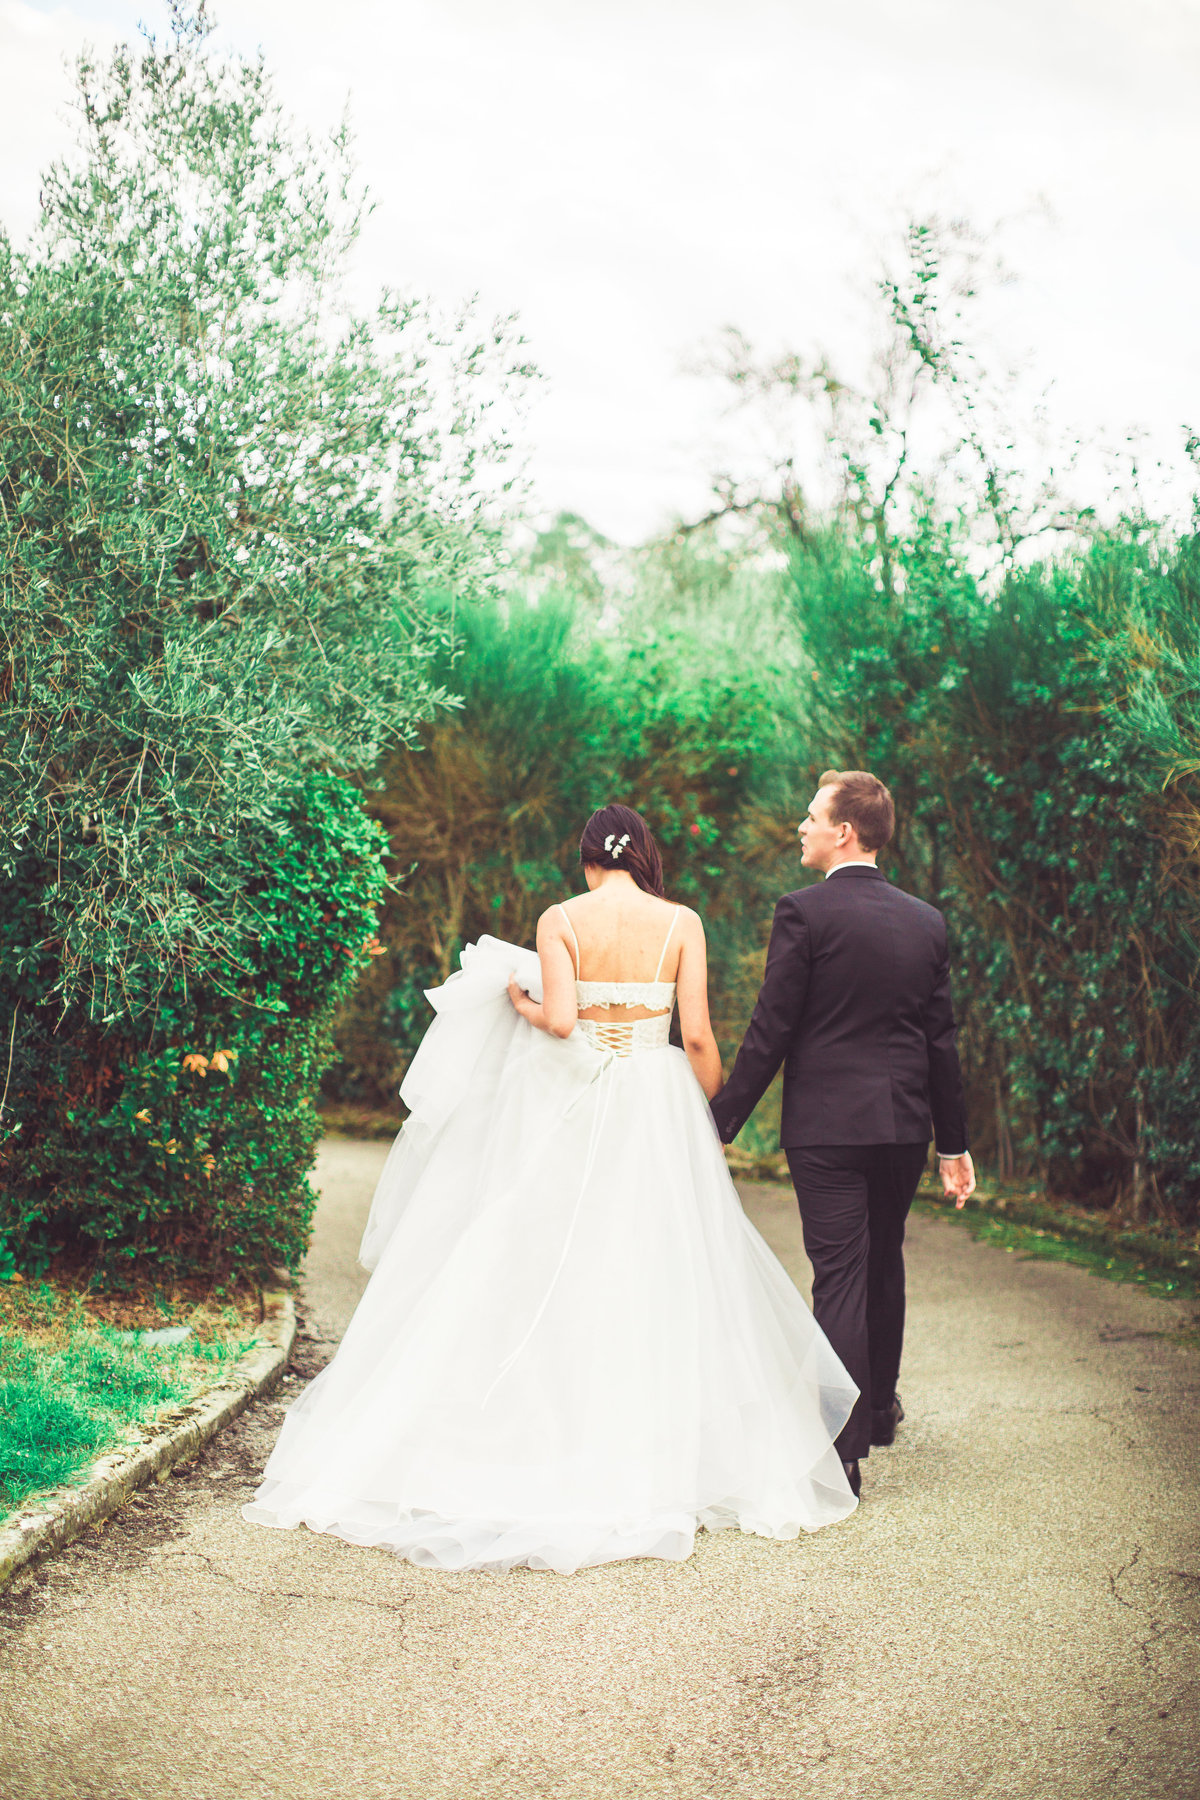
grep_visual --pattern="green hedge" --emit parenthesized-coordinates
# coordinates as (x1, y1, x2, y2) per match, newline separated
(1, 776, 386, 1278)
(787, 517, 1200, 1221)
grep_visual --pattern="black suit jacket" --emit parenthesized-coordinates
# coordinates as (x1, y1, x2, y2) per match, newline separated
(709, 866, 968, 1153)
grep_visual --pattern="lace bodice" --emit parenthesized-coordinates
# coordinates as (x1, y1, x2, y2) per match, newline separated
(557, 902, 680, 1059)
(574, 979, 676, 1010)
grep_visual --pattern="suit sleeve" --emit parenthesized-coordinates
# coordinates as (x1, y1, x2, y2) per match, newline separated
(924, 918, 969, 1156)
(709, 896, 811, 1145)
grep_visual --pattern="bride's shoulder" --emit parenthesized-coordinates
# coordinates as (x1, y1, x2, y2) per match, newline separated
(535, 895, 588, 938)
(538, 893, 587, 920)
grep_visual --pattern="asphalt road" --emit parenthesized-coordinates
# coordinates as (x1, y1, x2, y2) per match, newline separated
(1, 1137, 1197, 1800)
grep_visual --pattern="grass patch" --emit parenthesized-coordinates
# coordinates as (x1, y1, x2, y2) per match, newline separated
(914, 1180, 1200, 1304)
(0, 1279, 260, 1522)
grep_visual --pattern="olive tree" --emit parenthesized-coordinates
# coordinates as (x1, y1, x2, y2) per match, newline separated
(0, 3, 531, 1272)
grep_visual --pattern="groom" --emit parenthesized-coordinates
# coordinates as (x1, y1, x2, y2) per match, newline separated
(709, 769, 974, 1497)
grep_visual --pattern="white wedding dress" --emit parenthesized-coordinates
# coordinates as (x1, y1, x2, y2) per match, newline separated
(242, 909, 859, 1572)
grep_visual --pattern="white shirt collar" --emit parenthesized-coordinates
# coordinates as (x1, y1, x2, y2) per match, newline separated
(823, 858, 879, 877)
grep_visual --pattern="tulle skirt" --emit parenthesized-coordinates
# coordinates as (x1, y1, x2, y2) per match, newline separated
(242, 938, 859, 1572)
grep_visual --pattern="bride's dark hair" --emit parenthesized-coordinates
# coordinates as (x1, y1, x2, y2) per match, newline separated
(579, 803, 666, 898)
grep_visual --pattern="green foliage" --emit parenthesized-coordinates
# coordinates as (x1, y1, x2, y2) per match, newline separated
(3, 774, 387, 1275)
(692, 218, 1200, 1224)
(785, 515, 1200, 1221)
(0, 7, 521, 1271)
(0, 4, 523, 1025)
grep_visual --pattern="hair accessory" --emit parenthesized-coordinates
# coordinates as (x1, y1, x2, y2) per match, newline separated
(604, 832, 631, 860)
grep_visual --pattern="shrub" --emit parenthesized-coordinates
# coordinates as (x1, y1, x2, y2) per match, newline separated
(1, 775, 386, 1276)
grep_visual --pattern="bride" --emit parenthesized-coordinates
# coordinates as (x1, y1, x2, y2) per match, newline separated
(242, 804, 859, 1572)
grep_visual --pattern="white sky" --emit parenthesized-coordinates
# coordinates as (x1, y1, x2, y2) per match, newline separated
(2, 0, 1198, 540)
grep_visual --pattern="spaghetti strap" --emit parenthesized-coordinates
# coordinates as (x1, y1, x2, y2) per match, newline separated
(555, 903, 581, 978)
(653, 906, 683, 983)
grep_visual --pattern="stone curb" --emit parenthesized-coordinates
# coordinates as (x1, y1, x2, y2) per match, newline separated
(0, 1291, 296, 1593)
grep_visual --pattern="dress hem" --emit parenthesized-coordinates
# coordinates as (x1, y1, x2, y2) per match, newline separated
(240, 1486, 858, 1575)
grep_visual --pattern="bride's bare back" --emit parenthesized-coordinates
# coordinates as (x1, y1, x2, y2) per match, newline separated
(559, 887, 681, 1019)
(516, 870, 723, 1098)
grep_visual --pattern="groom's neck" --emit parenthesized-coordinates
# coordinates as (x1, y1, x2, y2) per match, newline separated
(822, 851, 879, 875)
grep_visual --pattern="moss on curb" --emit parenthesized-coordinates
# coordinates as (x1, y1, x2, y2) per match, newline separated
(912, 1182, 1200, 1305)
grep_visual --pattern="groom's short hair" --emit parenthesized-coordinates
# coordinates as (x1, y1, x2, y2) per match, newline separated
(819, 769, 895, 852)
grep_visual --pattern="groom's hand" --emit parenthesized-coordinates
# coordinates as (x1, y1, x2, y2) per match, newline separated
(939, 1152, 976, 1209)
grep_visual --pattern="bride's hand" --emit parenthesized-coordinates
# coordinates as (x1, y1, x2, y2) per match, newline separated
(508, 972, 554, 1034)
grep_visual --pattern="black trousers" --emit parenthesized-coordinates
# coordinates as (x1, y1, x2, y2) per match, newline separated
(785, 1142, 929, 1462)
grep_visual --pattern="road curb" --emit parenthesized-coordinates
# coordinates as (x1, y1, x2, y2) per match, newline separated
(0, 1291, 296, 1594)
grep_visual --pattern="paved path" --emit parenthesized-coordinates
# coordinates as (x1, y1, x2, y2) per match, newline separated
(2, 1138, 1197, 1799)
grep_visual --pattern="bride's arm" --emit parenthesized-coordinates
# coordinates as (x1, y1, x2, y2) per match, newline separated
(507, 910, 579, 1040)
(675, 911, 722, 1099)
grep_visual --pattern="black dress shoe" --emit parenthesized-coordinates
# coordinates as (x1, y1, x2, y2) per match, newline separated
(870, 1394, 905, 1447)
(841, 1458, 862, 1498)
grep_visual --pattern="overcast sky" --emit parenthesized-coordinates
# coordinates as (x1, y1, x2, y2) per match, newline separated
(3, 0, 1198, 540)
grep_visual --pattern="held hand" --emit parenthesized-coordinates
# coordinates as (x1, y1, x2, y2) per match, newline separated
(939, 1151, 976, 1209)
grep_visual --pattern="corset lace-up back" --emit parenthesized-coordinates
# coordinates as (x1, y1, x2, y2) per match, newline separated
(576, 1012, 673, 1055)
(558, 903, 679, 1058)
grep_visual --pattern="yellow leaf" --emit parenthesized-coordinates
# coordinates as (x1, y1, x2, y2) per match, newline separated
(135, 1108, 152, 1124)
(182, 1053, 209, 1076)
